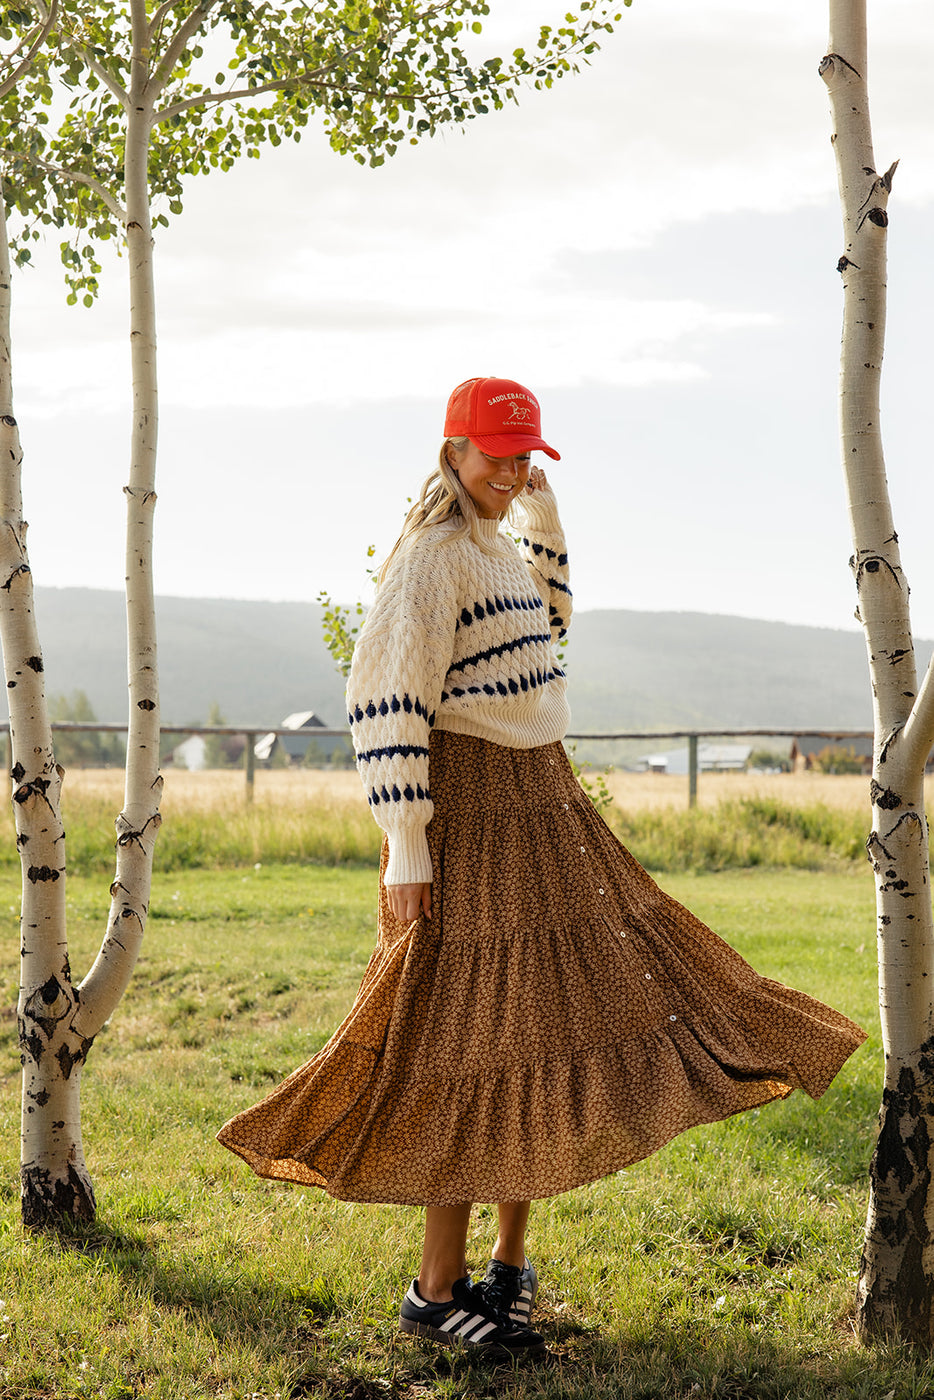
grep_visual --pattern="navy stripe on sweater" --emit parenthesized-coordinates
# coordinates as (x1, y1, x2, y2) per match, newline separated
(546, 577, 572, 597)
(522, 539, 568, 568)
(442, 664, 563, 704)
(349, 694, 432, 726)
(549, 604, 568, 638)
(368, 782, 430, 806)
(356, 743, 430, 764)
(454, 593, 545, 630)
(447, 632, 552, 677)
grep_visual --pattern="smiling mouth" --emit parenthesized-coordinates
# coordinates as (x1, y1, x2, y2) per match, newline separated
(489, 483, 515, 493)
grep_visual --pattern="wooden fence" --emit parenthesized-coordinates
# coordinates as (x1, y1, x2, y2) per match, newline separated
(24, 722, 876, 808)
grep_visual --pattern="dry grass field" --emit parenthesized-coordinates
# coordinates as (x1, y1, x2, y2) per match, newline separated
(58, 763, 900, 815)
(601, 768, 883, 813)
(61, 764, 365, 812)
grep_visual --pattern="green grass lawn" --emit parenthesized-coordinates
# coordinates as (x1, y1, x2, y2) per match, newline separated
(0, 862, 928, 1399)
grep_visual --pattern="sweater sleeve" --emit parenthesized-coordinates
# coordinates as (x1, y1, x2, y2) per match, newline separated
(346, 537, 459, 887)
(514, 484, 573, 645)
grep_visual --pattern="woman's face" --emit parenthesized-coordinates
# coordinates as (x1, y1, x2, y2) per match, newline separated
(448, 441, 532, 519)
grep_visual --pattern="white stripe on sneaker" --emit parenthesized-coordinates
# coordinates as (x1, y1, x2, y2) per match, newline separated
(440, 1309, 471, 1332)
(468, 1319, 498, 1342)
(510, 1285, 534, 1321)
(439, 1310, 500, 1343)
(460, 1314, 489, 1339)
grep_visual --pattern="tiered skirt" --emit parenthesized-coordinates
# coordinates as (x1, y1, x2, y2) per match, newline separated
(217, 732, 866, 1205)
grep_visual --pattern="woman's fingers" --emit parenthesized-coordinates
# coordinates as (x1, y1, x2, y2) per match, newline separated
(387, 881, 432, 922)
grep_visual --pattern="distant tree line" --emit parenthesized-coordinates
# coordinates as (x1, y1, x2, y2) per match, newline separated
(48, 691, 125, 767)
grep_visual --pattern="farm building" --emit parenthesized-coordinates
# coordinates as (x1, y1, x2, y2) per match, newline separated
(254, 711, 349, 766)
(171, 734, 207, 770)
(637, 744, 752, 776)
(790, 734, 873, 773)
(790, 732, 934, 774)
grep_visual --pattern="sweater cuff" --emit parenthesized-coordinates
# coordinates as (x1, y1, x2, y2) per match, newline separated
(383, 825, 433, 887)
(518, 485, 562, 534)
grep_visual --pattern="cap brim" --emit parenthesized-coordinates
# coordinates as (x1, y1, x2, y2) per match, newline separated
(469, 433, 561, 462)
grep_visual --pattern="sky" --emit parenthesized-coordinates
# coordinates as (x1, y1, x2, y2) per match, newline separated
(10, 0, 934, 636)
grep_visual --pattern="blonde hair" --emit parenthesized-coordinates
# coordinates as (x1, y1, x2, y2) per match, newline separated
(377, 439, 516, 586)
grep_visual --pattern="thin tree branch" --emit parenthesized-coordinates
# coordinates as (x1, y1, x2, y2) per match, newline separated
(147, 0, 187, 40)
(55, 19, 130, 108)
(0, 0, 58, 96)
(148, 0, 221, 102)
(12, 152, 126, 222)
(153, 71, 385, 124)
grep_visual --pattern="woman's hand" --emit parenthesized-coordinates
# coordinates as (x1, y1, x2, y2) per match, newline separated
(526, 465, 548, 495)
(387, 882, 432, 922)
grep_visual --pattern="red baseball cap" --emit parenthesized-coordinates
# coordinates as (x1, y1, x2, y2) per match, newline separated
(444, 376, 561, 461)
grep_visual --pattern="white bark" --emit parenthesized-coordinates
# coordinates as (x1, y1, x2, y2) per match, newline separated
(823, 0, 934, 1345)
(0, 185, 95, 1225)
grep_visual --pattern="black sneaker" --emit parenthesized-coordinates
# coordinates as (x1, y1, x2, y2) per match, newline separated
(399, 1275, 546, 1359)
(478, 1257, 539, 1326)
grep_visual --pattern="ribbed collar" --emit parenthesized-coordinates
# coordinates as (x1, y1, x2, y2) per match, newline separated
(475, 516, 504, 542)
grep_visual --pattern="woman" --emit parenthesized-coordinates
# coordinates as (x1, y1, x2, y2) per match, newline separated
(218, 376, 865, 1362)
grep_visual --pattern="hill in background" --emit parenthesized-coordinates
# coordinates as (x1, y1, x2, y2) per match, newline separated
(27, 589, 348, 730)
(564, 610, 910, 732)
(14, 589, 919, 750)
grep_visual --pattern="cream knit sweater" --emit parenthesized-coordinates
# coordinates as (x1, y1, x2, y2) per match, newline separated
(347, 486, 572, 885)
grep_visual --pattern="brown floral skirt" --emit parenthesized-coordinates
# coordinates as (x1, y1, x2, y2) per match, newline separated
(216, 731, 866, 1205)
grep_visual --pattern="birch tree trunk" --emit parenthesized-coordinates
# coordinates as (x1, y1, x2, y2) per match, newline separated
(0, 184, 96, 1224)
(823, 0, 934, 1345)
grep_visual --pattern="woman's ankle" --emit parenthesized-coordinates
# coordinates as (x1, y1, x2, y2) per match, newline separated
(490, 1239, 527, 1270)
(416, 1271, 462, 1304)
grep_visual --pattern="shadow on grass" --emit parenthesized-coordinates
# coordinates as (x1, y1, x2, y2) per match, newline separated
(25, 1210, 934, 1400)
(31, 1212, 349, 1390)
(30, 1214, 154, 1260)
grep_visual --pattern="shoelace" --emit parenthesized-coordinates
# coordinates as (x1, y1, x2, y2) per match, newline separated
(479, 1264, 521, 1319)
(460, 1278, 519, 1332)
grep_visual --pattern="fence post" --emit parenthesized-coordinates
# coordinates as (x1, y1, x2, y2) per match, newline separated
(244, 732, 255, 804)
(688, 734, 698, 808)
